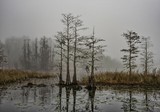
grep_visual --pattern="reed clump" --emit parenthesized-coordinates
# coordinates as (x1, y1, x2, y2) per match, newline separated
(81, 72, 160, 86)
(0, 69, 54, 85)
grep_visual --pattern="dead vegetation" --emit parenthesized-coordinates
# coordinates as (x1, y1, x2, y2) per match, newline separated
(81, 72, 160, 86)
(0, 69, 54, 85)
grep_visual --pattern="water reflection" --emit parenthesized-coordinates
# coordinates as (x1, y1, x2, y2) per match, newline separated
(72, 87, 76, 112)
(65, 87, 71, 112)
(0, 89, 3, 104)
(121, 89, 137, 112)
(58, 86, 62, 112)
(0, 85, 160, 112)
(144, 91, 149, 111)
(88, 89, 96, 112)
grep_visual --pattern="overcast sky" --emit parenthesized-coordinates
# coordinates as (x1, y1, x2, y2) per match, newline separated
(0, 0, 160, 66)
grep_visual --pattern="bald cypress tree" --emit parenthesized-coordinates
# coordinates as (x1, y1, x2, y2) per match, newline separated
(55, 32, 66, 85)
(61, 13, 75, 85)
(72, 16, 87, 85)
(84, 28, 106, 88)
(140, 37, 154, 75)
(121, 31, 141, 76)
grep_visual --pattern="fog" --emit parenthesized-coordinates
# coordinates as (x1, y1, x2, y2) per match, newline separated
(0, 0, 160, 66)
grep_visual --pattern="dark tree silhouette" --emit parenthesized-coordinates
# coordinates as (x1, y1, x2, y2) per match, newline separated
(121, 31, 140, 76)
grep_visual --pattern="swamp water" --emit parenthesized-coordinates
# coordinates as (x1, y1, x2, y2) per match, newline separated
(0, 79, 160, 112)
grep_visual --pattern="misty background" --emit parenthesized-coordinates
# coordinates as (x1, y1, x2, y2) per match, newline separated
(0, 0, 160, 71)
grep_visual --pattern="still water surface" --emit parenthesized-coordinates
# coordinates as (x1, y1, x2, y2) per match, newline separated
(0, 79, 160, 112)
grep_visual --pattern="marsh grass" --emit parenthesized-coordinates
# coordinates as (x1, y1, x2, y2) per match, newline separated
(0, 69, 54, 85)
(81, 72, 160, 86)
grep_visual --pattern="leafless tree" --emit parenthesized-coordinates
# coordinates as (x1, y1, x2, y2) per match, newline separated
(140, 37, 154, 75)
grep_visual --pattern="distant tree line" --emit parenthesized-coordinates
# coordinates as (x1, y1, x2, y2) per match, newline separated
(21, 37, 55, 71)
(0, 36, 55, 71)
(0, 40, 7, 69)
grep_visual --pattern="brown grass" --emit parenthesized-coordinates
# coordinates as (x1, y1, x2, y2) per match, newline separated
(0, 69, 54, 85)
(81, 72, 160, 86)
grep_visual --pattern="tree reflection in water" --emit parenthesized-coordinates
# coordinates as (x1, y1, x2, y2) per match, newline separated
(88, 89, 96, 112)
(22, 87, 30, 104)
(0, 85, 160, 112)
(65, 87, 71, 112)
(55, 86, 96, 112)
(58, 86, 62, 112)
(144, 90, 149, 111)
(122, 89, 137, 112)
(72, 87, 76, 112)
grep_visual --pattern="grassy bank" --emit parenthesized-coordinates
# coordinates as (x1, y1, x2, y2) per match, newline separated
(0, 69, 54, 85)
(81, 72, 160, 86)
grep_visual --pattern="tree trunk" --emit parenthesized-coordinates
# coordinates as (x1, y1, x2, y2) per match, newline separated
(145, 41, 148, 75)
(73, 27, 77, 85)
(59, 43, 63, 85)
(35, 38, 38, 70)
(66, 23, 71, 85)
(90, 43, 95, 87)
(66, 39, 71, 85)
(90, 29, 95, 88)
(129, 37, 132, 76)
